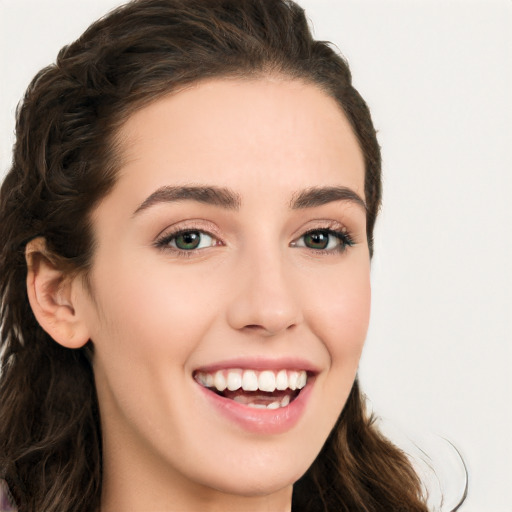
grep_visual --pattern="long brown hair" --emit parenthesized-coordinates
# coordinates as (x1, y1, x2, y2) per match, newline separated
(1, 1, 428, 510)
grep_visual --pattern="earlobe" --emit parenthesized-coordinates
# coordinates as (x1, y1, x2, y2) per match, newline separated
(25, 237, 90, 349)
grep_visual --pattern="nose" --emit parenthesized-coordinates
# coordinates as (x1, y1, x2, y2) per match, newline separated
(225, 250, 303, 337)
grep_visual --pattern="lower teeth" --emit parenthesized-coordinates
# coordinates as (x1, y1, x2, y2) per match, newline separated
(233, 394, 291, 409)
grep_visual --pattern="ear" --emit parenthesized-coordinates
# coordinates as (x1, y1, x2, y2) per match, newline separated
(25, 237, 90, 349)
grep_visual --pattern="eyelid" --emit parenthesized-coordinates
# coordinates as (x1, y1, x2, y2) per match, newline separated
(297, 217, 347, 229)
(291, 219, 353, 240)
(154, 219, 222, 241)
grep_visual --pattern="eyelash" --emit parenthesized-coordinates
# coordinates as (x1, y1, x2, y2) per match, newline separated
(155, 228, 221, 257)
(291, 228, 355, 254)
(155, 226, 355, 257)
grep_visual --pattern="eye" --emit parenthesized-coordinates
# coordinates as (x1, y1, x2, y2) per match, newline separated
(292, 229, 353, 252)
(157, 230, 218, 251)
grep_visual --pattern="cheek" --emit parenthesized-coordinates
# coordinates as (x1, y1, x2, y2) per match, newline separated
(310, 260, 371, 359)
(297, 259, 370, 447)
(305, 257, 370, 400)
(85, 260, 223, 419)
(87, 261, 225, 438)
(90, 256, 220, 350)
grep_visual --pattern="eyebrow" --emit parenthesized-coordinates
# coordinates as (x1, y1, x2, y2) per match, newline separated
(133, 184, 366, 216)
(290, 186, 367, 212)
(133, 185, 242, 215)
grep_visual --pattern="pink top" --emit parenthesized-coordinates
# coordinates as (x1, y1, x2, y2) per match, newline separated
(0, 479, 17, 512)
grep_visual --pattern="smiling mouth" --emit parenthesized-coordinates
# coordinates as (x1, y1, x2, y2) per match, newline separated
(194, 369, 308, 410)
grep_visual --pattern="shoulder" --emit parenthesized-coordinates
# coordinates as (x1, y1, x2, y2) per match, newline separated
(0, 479, 17, 512)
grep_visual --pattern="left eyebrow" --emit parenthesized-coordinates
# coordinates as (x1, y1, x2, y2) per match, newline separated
(289, 186, 367, 212)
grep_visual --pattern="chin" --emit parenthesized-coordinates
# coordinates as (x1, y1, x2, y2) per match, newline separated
(189, 454, 307, 497)
(211, 473, 297, 498)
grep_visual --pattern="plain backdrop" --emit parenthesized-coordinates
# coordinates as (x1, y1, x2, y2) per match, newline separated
(1, 0, 511, 510)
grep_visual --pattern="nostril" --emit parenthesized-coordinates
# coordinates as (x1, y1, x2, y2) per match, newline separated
(242, 323, 293, 336)
(242, 324, 272, 336)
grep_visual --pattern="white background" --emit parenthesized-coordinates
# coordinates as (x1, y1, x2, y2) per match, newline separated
(1, 0, 511, 510)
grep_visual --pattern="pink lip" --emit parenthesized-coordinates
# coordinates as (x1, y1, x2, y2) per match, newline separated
(193, 356, 320, 374)
(196, 383, 313, 434)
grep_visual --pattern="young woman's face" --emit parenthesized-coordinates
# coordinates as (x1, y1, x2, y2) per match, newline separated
(76, 78, 370, 509)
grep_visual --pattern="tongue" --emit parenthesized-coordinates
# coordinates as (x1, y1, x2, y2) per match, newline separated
(221, 389, 295, 405)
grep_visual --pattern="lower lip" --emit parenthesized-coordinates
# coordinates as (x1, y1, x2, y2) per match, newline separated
(196, 379, 314, 434)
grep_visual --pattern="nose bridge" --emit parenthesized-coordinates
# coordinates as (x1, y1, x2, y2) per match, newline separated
(226, 239, 302, 336)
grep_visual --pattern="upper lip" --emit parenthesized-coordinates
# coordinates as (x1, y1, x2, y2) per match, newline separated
(192, 357, 321, 375)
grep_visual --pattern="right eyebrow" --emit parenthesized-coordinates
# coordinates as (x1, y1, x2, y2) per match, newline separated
(132, 185, 242, 216)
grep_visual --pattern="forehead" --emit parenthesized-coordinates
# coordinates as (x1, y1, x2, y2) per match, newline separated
(111, 77, 365, 205)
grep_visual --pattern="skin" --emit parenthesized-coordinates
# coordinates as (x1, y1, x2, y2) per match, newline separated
(27, 77, 370, 511)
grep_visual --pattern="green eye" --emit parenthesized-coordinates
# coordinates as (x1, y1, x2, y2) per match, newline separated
(174, 232, 202, 250)
(303, 231, 331, 250)
(161, 230, 216, 251)
(292, 229, 353, 252)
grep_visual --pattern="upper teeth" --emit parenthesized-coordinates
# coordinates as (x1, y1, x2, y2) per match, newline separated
(195, 369, 308, 393)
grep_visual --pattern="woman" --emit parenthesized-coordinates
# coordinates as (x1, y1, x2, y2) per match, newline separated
(0, 0, 435, 510)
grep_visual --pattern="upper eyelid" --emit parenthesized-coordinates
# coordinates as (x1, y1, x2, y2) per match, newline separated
(155, 229, 352, 257)
(291, 219, 353, 239)
(153, 219, 356, 244)
(155, 227, 221, 247)
(293, 227, 354, 244)
(154, 219, 222, 240)
(158, 228, 353, 251)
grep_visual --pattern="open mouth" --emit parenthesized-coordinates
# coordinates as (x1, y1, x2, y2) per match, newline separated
(194, 369, 308, 410)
